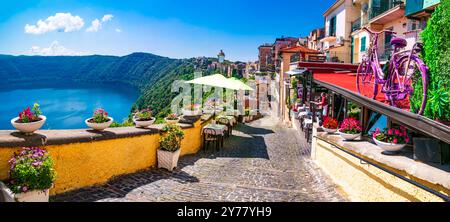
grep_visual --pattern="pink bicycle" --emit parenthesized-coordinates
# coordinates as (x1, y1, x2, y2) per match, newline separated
(356, 27, 428, 114)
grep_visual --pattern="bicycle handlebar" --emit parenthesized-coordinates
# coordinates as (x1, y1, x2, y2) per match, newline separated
(362, 26, 396, 35)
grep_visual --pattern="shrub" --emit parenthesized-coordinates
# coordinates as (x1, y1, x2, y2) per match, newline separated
(372, 126, 410, 144)
(339, 118, 362, 134)
(7, 147, 56, 194)
(420, 1, 450, 121)
(159, 124, 185, 152)
(135, 108, 153, 121)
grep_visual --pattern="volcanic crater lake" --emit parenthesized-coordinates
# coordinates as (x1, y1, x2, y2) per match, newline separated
(0, 82, 139, 130)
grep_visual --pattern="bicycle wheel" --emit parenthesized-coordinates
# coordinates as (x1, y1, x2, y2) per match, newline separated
(396, 54, 428, 115)
(357, 60, 378, 99)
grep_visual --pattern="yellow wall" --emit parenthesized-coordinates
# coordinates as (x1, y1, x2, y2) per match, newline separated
(0, 120, 206, 195)
(311, 131, 446, 202)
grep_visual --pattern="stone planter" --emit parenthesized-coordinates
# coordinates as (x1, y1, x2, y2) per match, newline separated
(338, 131, 361, 141)
(157, 148, 181, 171)
(182, 109, 202, 116)
(164, 117, 180, 124)
(85, 117, 113, 131)
(14, 189, 49, 202)
(133, 117, 155, 128)
(0, 181, 15, 202)
(373, 137, 406, 155)
(11, 115, 46, 135)
(322, 127, 337, 134)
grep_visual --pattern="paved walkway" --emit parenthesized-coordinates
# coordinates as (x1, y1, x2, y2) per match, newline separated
(51, 115, 344, 202)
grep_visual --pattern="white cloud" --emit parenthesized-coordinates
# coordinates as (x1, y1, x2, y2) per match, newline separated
(102, 14, 113, 22)
(30, 41, 79, 56)
(25, 13, 84, 35)
(86, 14, 114, 32)
(115, 28, 122, 33)
(86, 19, 101, 32)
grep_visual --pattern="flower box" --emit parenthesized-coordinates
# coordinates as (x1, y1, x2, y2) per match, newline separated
(14, 189, 49, 202)
(11, 115, 46, 134)
(373, 137, 406, 152)
(338, 131, 361, 141)
(322, 127, 337, 134)
(182, 109, 202, 116)
(85, 117, 113, 130)
(157, 148, 181, 171)
(133, 117, 155, 128)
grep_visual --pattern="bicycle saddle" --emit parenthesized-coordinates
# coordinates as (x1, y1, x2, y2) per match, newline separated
(390, 37, 407, 48)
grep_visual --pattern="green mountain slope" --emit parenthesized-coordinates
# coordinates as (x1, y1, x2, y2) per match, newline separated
(0, 53, 218, 120)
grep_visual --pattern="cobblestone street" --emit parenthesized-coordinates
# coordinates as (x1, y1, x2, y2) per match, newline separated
(51, 115, 345, 202)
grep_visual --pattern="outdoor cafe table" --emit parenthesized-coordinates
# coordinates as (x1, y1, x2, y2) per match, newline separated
(202, 123, 228, 149)
(217, 115, 237, 126)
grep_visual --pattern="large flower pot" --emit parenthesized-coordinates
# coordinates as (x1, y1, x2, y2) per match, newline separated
(85, 117, 113, 131)
(11, 115, 46, 135)
(373, 137, 406, 154)
(133, 117, 155, 128)
(164, 117, 180, 124)
(14, 189, 49, 202)
(157, 148, 181, 171)
(322, 127, 337, 134)
(182, 109, 202, 116)
(338, 131, 361, 141)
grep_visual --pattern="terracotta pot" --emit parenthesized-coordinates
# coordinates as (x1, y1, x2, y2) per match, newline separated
(373, 137, 406, 152)
(14, 189, 49, 202)
(133, 117, 155, 128)
(11, 115, 46, 134)
(157, 148, 181, 171)
(164, 117, 180, 124)
(85, 117, 113, 131)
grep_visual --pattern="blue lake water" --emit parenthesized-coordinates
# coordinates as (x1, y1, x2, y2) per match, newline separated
(0, 82, 139, 130)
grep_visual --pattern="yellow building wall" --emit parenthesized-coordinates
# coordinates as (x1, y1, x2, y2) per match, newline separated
(0, 120, 206, 195)
(313, 138, 445, 202)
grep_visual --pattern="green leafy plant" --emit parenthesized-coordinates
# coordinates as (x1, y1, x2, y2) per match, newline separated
(134, 108, 153, 121)
(421, 1, 450, 121)
(372, 126, 410, 144)
(166, 113, 179, 120)
(89, 108, 110, 123)
(159, 124, 185, 152)
(7, 147, 56, 194)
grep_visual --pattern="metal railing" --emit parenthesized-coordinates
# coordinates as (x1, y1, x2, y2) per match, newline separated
(369, 0, 405, 20)
(351, 17, 362, 33)
(314, 136, 450, 202)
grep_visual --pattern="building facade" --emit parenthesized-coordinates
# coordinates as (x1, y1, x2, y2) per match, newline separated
(321, 0, 360, 63)
(307, 28, 325, 51)
(258, 44, 273, 72)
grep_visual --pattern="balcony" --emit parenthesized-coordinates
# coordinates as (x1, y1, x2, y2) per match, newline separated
(351, 17, 362, 33)
(369, 0, 405, 24)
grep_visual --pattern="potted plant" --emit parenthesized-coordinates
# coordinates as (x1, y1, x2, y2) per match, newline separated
(182, 104, 202, 116)
(85, 108, 113, 131)
(11, 103, 46, 135)
(322, 117, 338, 134)
(157, 124, 185, 171)
(338, 118, 362, 141)
(6, 147, 56, 202)
(164, 113, 180, 124)
(372, 127, 409, 154)
(133, 108, 155, 128)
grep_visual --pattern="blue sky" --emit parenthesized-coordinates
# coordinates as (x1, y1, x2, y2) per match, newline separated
(0, 0, 335, 61)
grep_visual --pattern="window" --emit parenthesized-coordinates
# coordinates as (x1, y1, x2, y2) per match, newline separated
(360, 36, 366, 51)
(329, 16, 336, 36)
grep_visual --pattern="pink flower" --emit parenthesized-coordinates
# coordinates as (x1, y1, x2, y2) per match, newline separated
(387, 129, 393, 135)
(392, 138, 398, 144)
(394, 129, 400, 135)
(22, 186, 28, 192)
(405, 137, 410, 143)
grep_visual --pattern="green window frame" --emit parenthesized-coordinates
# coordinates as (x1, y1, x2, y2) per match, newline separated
(329, 16, 336, 36)
(360, 36, 366, 51)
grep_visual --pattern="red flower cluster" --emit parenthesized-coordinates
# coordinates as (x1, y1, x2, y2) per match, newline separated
(322, 117, 338, 129)
(372, 126, 409, 144)
(18, 107, 39, 123)
(339, 118, 362, 134)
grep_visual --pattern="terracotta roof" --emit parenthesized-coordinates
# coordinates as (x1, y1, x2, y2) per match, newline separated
(280, 45, 320, 54)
